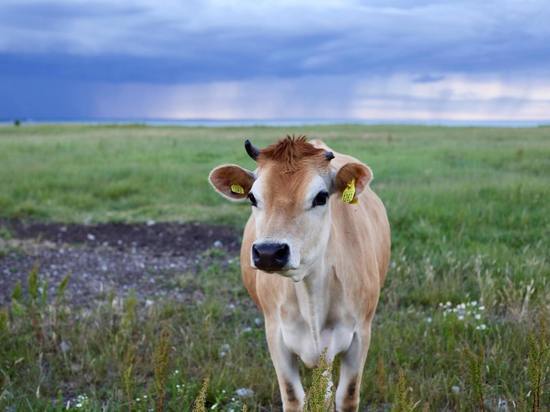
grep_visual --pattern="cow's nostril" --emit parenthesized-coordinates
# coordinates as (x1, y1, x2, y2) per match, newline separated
(274, 244, 289, 261)
(252, 244, 261, 265)
(252, 244, 260, 258)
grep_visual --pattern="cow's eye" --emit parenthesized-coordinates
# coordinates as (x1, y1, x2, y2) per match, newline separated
(312, 191, 329, 207)
(248, 192, 258, 207)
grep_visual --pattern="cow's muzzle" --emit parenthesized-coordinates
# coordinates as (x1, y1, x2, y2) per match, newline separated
(252, 242, 290, 272)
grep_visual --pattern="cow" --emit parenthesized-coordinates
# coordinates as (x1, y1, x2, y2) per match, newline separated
(208, 136, 391, 412)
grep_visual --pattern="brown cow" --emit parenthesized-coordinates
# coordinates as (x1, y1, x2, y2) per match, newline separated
(209, 136, 390, 411)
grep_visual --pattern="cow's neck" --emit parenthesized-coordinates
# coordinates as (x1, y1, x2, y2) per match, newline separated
(293, 258, 331, 353)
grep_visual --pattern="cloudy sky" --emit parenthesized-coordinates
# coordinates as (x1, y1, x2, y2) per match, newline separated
(1, 0, 550, 121)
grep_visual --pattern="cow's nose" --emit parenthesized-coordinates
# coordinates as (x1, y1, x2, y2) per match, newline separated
(252, 242, 290, 272)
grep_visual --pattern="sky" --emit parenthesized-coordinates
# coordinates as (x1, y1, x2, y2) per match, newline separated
(1, 0, 550, 122)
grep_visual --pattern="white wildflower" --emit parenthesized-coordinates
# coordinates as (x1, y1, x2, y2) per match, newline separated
(60, 341, 71, 353)
(219, 343, 231, 357)
(235, 388, 254, 398)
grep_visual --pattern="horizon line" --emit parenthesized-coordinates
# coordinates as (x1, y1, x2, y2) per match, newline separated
(2, 117, 550, 128)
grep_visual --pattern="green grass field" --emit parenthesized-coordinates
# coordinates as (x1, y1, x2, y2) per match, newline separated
(0, 124, 549, 411)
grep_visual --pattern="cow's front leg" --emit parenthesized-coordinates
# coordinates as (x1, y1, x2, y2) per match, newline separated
(265, 319, 305, 412)
(335, 325, 372, 412)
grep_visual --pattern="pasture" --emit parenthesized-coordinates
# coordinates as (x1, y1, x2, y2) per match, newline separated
(0, 124, 549, 411)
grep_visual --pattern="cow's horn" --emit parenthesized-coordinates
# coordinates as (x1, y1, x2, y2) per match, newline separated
(325, 151, 335, 161)
(245, 139, 260, 161)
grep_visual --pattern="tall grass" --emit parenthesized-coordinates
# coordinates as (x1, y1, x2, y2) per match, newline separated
(192, 378, 209, 412)
(1, 256, 547, 410)
(153, 327, 171, 411)
(527, 314, 549, 412)
(304, 351, 334, 412)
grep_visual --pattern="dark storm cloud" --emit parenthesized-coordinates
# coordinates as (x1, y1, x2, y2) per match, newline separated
(0, 32, 341, 83)
(2, 0, 550, 83)
(1, 0, 549, 119)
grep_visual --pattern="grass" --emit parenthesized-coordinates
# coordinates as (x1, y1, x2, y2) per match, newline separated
(0, 124, 549, 411)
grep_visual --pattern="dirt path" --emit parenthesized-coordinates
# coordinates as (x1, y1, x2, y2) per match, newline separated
(0, 219, 241, 307)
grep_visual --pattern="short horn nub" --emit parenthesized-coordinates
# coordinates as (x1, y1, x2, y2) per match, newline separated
(325, 151, 335, 161)
(245, 139, 260, 161)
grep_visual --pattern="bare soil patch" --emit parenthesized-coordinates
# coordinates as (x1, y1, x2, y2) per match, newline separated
(0, 219, 241, 307)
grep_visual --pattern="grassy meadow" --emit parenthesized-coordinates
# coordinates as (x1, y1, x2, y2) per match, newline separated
(0, 124, 549, 411)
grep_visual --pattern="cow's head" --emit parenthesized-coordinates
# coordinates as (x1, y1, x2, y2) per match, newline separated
(209, 136, 372, 282)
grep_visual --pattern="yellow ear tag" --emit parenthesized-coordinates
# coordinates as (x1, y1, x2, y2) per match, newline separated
(230, 184, 245, 194)
(342, 178, 358, 204)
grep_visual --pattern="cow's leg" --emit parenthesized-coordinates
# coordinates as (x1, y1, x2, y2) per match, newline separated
(335, 325, 372, 412)
(265, 320, 305, 412)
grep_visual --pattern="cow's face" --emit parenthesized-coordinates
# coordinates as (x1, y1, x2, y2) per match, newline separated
(209, 137, 371, 282)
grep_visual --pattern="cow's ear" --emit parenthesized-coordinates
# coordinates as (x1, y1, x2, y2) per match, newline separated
(333, 163, 373, 203)
(209, 164, 255, 201)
